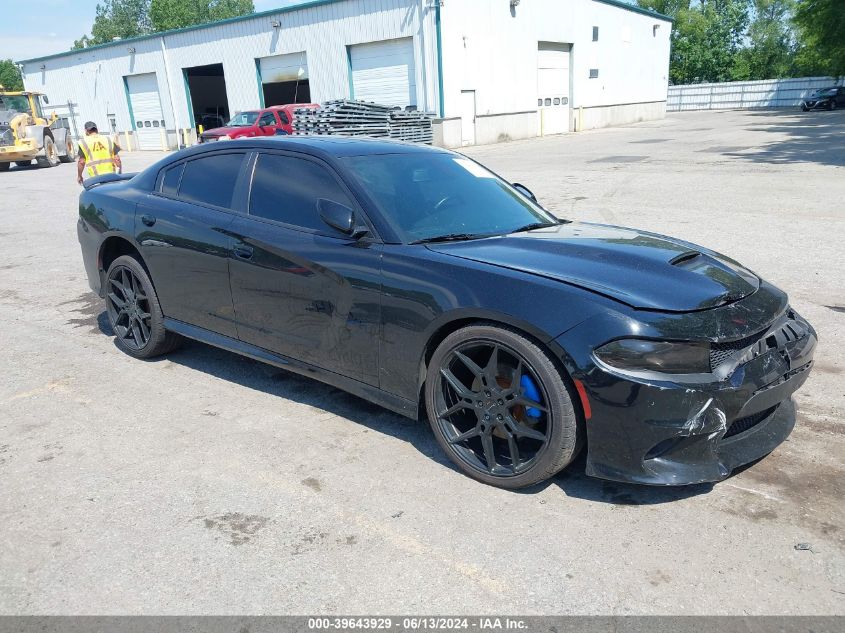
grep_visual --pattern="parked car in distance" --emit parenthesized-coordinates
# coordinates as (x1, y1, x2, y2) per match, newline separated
(76, 137, 816, 490)
(198, 103, 318, 142)
(800, 86, 845, 111)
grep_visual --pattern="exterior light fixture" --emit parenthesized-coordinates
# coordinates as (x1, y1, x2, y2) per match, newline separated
(127, 47, 136, 53)
(510, 0, 521, 6)
(270, 20, 281, 28)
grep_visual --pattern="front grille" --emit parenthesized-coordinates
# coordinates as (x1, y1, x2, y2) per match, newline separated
(723, 405, 779, 439)
(709, 309, 809, 372)
(710, 330, 767, 371)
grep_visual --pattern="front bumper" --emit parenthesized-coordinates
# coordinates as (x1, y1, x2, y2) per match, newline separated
(556, 307, 816, 485)
(0, 139, 38, 162)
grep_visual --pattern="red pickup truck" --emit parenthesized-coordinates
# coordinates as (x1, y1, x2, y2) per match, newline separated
(198, 103, 318, 142)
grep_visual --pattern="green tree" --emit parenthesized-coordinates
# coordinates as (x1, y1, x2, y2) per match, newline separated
(149, 0, 254, 32)
(73, 0, 152, 49)
(793, 0, 845, 76)
(0, 59, 24, 91)
(733, 0, 797, 80)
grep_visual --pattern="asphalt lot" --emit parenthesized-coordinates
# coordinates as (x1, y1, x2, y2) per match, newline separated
(1, 109, 843, 614)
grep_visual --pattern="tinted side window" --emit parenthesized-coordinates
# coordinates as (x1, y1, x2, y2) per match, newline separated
(178, 153, 245, 209)
(249, 154, 353, 232)
(160, 163, 183, 196)
(258, 112, 276, 126)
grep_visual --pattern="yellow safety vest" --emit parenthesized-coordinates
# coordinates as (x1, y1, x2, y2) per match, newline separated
(79, 134, 117, 177)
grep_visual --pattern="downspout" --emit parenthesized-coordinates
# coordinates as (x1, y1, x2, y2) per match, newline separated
(159, 35, 182, 148)
(435, 0, 444, 118)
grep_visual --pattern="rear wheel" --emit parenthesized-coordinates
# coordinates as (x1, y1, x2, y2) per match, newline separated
(58, 136, 75, 163)
(0, 162, 9, 172)
(425, 324, 580, 489)
(830, 101, 837, 111)
(35, 135, 60, 168)
(105, 255, 182, 359)
(801, 104, 809, 112)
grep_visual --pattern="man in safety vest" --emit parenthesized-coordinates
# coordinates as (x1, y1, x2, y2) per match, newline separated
(76, 121, 121, 185)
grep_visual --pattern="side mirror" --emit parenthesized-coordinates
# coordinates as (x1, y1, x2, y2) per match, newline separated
(512, 182, 537, 202)
(318, 199, 364, 237)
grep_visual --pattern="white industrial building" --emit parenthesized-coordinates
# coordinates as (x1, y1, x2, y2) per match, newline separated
(19, 0, 672, 150)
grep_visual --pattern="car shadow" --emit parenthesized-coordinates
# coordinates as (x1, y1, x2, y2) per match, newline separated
(77, 297, 712, 505)
(722, 109, 845, 167)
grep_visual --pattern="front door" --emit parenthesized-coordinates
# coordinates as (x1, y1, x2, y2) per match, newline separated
(135, 152, 247, 338)
(228, 151, 382, 385)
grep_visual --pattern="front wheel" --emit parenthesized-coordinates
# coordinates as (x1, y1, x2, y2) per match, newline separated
(35, 135, 60, 168)
(801, 104, 809, 112)
(105, 255, 182, 359)
(830, 101, 837, 111)
(425, 324, 581, 489)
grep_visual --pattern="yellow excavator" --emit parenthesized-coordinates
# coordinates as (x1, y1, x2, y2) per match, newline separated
(0, 87, 75, 171)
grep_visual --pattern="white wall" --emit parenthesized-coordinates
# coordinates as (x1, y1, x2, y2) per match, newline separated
(438, 0, 671, 123)
(20, 0, 438, 138)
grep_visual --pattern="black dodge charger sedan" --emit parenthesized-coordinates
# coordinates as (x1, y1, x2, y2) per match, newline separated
(77, 137, 816, 489)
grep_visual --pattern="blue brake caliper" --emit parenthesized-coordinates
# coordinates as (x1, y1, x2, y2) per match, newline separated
(519, 374, 542, 418)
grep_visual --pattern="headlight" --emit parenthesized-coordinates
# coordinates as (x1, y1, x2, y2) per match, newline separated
(594, 339, 710, 374)
(219, 134, 231, 141)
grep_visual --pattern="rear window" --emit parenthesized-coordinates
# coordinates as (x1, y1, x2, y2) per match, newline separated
(178, 153, 245, 209)
(160, 163, 183, 196)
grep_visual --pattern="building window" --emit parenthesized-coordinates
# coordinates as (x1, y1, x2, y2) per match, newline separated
(592, 26, 599, 41)
(589, 69, 599, 79)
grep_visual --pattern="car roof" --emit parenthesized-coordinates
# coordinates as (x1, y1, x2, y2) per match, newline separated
(266, 103, 318, 110)
(182, 135, 451, 159)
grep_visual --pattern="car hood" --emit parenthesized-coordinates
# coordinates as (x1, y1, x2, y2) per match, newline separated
(426, 222, 760, 312)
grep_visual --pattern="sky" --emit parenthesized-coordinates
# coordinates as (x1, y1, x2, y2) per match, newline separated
(0, 0, 305, 62)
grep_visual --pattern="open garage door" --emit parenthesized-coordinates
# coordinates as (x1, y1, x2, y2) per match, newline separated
(184, 63, 230, 133)
(259, 52, 310, 106)
(537, 43, 571, 135)
(126, 73, 165, 150)
(349, 38, 416, 108)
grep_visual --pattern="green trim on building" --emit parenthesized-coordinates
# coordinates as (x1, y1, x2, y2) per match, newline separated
(122, 76, 137, 130)
(592, 0, 673, 23)
(182, 69, 195, 128)
(346, 46, 355, 99)
(255, 58, 265, 108)
(18, 0, 348, 64)
(434, 1, 444, 118)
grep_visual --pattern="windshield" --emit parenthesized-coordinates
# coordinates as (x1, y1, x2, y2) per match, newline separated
(225, 111, 259, 127)
(342, 153, 559, 243)
(0, 95, 31, 114)
(816, 88, 838, 96)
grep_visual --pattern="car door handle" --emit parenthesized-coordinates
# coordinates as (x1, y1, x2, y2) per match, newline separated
(234, 244, 254, 260)
(141, 214, 156, 227)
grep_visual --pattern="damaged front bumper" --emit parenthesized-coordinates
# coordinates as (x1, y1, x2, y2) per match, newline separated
(556, 298, 816, 486)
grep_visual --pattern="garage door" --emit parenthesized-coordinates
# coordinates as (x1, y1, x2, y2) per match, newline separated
(260, 52, 308, 84)
(126, 73, 165, 150)
(349, 38, 416, 108)
(537, 43, 571, 135)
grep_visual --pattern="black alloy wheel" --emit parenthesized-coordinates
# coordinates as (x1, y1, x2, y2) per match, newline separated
(105, 255, 181, 358)
(426, 324, 580, 489)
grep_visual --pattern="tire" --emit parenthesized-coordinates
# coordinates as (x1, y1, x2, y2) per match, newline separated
(15, 161, 31, 167)
(35, 135, 60, 168)
(424, 324, 581, 489)
(0, 162, 9, 172)
(801, 104, 809, 112)
(104, 255, 182, 359)
(58, 136, 75, 163)
(830, 101, 837, 111)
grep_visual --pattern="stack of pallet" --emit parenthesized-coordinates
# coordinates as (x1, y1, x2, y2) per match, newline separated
(292, 100, 391, 137)
(292, 99, 434, 144)
(388, 110, 434, 144)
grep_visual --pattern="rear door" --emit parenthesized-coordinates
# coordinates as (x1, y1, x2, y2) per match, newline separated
(228, 151, 382, 384)
(136, 151, 249, 338)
